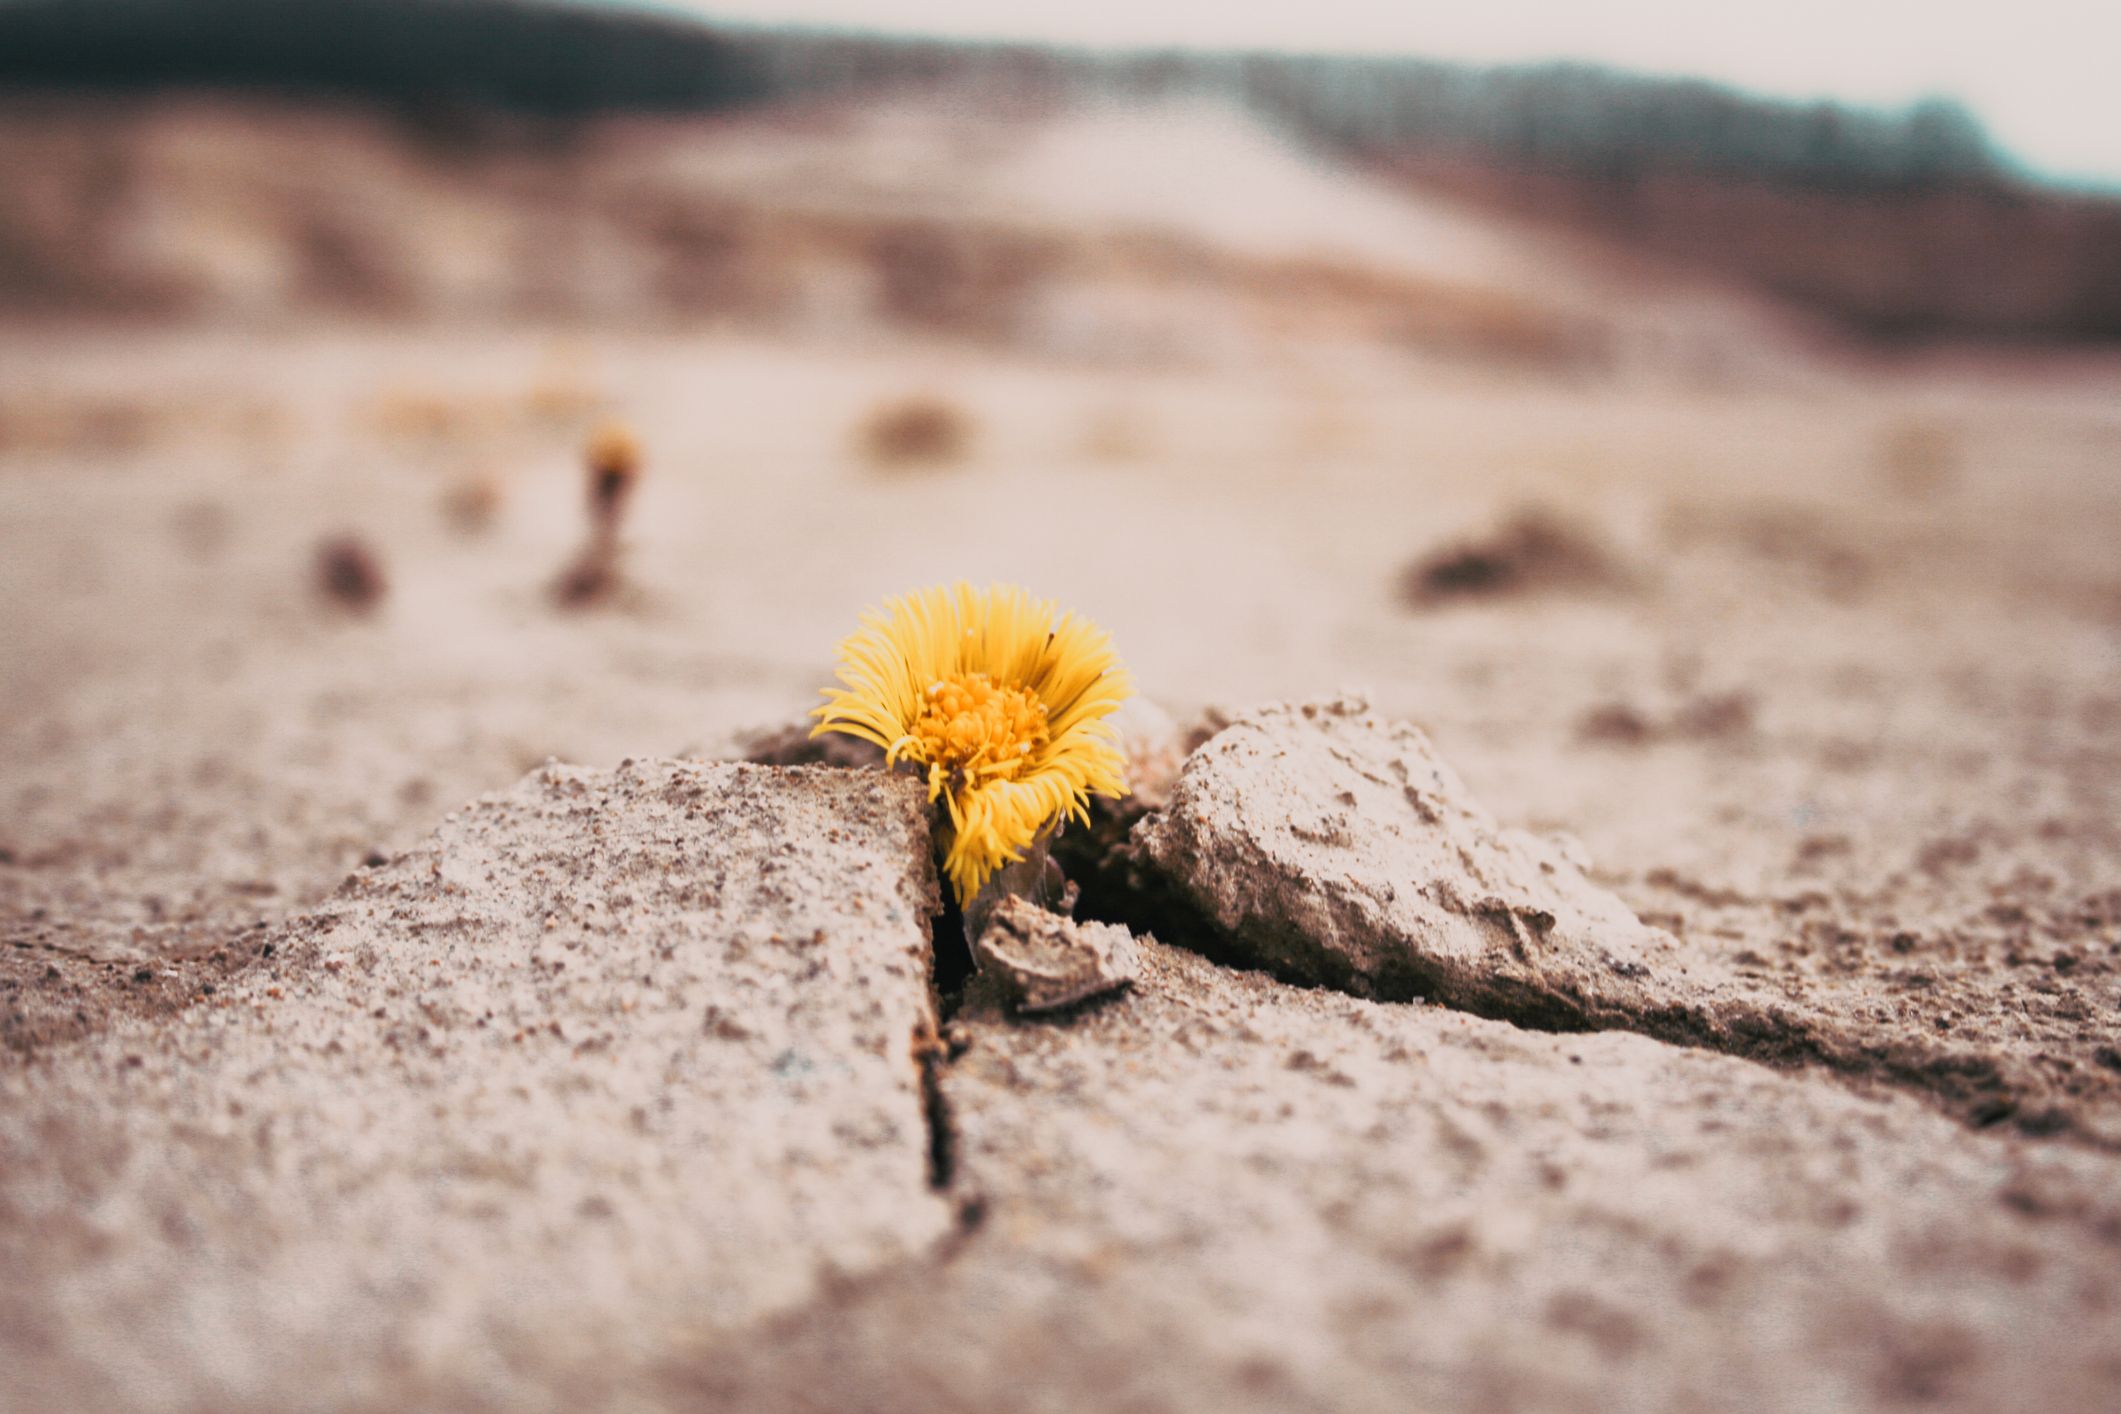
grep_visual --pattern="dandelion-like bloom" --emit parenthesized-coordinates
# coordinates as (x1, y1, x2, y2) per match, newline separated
(584, 421, 642, 517)
(813, 583, 1131, 904)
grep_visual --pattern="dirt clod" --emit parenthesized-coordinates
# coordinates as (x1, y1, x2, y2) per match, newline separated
(1399, 508, 1626, 606)
(1133, 696, 1677, 1019)
(315, 534, 387, 610)
(969, 894, 1139, 1015)
(858, 395, 974, 469)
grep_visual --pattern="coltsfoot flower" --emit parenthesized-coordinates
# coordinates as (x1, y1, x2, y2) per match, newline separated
(584, 421, 643, 518)
(813, 582, 1131, 904)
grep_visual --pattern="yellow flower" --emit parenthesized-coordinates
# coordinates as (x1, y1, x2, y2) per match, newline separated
(813, 582, 1132, 904)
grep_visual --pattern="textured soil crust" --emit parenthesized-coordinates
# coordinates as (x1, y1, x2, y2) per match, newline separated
(2, 140, 2118, 1403)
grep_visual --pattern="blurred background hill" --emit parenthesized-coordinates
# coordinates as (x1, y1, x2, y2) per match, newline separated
(2, 0, 2118, 344)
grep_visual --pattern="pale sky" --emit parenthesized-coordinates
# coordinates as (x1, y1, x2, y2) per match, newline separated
(620, 0, 2121, 188)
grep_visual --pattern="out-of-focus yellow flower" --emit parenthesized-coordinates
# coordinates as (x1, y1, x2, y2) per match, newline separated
(814, 582, 1131, 903)
(584, 421, 642, 515)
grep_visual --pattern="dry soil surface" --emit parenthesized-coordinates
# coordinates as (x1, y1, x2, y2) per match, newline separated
(3, 101, 2120, 1414)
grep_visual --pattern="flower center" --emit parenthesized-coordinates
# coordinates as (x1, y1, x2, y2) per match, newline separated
(909, 671, 1050, 785)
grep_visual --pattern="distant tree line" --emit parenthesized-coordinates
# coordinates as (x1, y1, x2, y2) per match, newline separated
(1239, 58, 2001, 192)
(741, 34, 2008, 194)
(6, 0, 2114, 339)
(0, 0, 764, 112)
(0, 0, 2008, 192)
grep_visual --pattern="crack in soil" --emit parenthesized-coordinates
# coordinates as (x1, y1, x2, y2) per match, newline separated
(912, 882, 972, 1193)
(1055, 804, 2121, 1155)
(911, 1018, 959, 1191)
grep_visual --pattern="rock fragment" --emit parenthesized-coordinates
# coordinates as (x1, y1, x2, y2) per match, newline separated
(1132, 696, 1681, 1025)
(315, 533, 387, 610)
(971, 895, 1139, 1014)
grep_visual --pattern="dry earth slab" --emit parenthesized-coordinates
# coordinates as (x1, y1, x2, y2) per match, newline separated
(0, 761, 953, 1413)
(678, 938, 2121, 1413)
(1120, 697, 2121, 1145)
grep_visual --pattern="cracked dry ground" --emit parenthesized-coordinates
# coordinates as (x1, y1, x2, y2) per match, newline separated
(6, 744, 2119, 1412)
(2, 330, 2120, 1412)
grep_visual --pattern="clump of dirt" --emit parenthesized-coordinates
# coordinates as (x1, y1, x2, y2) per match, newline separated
(858, 395, 975, 470)
(966, 895, 1138, 1016)
(551, 556, 617, 607)
(316, 534, 387, 610)
(1577, 691, 1756, 746)
(1399, 508, 1628, 606)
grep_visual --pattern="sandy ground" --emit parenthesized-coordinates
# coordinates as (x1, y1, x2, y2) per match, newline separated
(2, 98, 2120, 1411)
(5, 322, 2117, 1040)
(1, 315, 2117, 1407)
